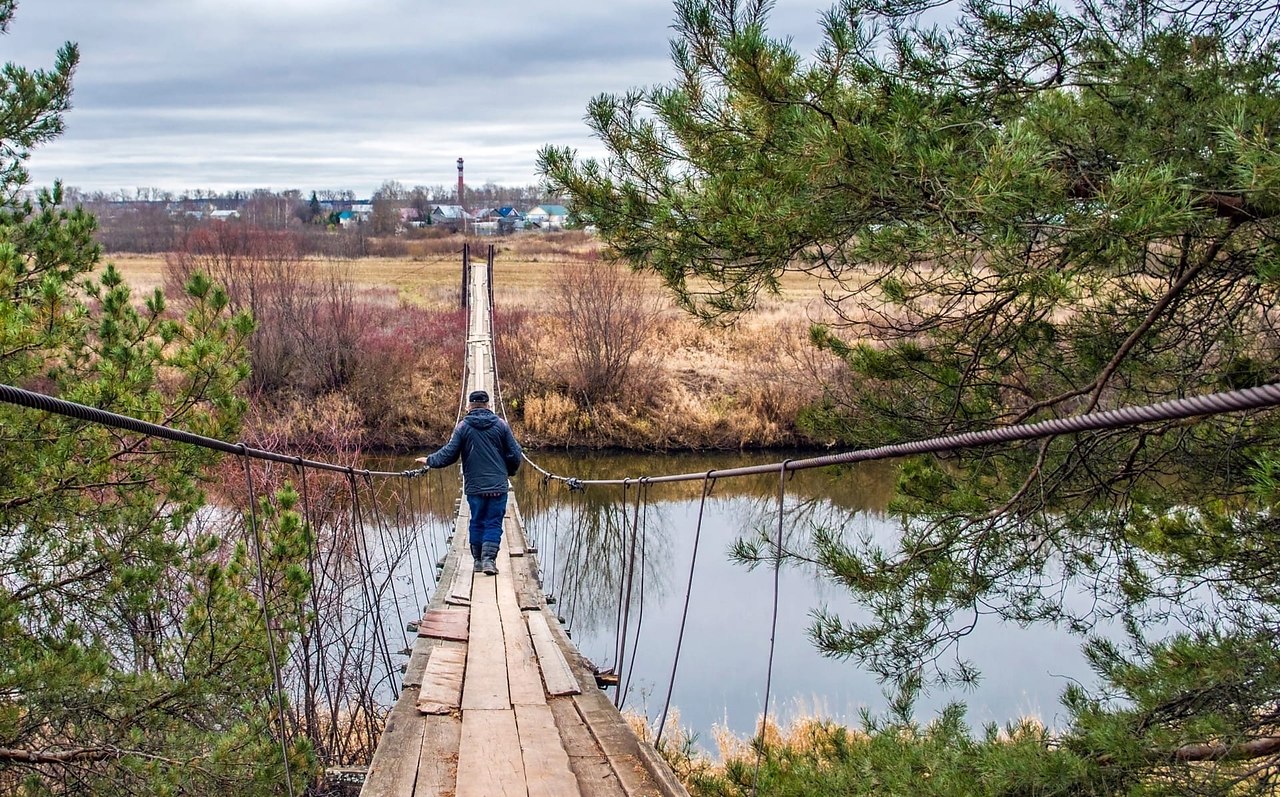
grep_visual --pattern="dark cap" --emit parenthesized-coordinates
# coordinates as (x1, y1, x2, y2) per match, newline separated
(468, 390, 490, 404)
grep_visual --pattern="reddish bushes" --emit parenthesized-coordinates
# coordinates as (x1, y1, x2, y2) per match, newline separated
(165, 223, 465, 449)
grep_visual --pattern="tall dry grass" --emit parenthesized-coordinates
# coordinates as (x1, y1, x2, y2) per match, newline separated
(110, 231, 844, 451)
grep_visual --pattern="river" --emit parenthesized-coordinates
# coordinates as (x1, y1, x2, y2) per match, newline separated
(377, 448, 1100, 753)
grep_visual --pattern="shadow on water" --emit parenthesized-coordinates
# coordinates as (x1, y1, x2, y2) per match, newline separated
(508, 450, 1098, 752)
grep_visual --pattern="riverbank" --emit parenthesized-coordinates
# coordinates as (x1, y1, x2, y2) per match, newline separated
(109, 232, 850, 452)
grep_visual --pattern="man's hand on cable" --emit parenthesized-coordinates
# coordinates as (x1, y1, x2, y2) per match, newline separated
(402, 457, 430, 477)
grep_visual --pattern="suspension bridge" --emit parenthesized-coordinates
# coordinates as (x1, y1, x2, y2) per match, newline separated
(3, 245, 1280, 795)
(359, 247, 687, 797)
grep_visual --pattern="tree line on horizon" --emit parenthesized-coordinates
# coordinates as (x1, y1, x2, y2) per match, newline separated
(51, 180, 567, 254)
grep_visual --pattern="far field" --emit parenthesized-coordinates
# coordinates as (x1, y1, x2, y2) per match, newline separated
(107, 234, 850, 450)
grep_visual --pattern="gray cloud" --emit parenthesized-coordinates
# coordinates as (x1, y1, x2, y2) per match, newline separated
(9, 0, 826, 196)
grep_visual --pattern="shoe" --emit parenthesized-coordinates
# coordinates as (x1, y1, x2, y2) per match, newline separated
(480, 541, 500, 576)
(471, 543, 483, 573)
(473, 558, 483, 573)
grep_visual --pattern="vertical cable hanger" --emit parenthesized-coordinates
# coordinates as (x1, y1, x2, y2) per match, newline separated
(362, 472, 411, 652)
(621, 478, 651, 705)
(241, 453, 297, 797)
(347, 472, 399, 701)
(657, 472, 716, 745)
(405, 474, 431, 611)
(298, 462, 344, 764)
(615, 478, 644, 709)
(752, 460, 791, 797)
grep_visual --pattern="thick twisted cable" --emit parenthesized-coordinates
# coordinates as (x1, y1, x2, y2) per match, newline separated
(530, 383, 1280, 486)
(0, 383, 406, 477)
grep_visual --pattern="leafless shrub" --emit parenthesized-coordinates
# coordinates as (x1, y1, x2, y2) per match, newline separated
(552, 259, 665, 403)
(165, 223, 466, 447)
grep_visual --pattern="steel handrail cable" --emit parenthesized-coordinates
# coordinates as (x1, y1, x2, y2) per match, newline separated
(522, 383, 1280, 487)
(0, 383, 411, 478)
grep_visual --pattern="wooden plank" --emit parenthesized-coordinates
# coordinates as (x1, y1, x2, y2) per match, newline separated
(456, 709, 526, 797)
(460, 577, 510, 711)
(496, 549, 545, 707)
(361, 689, 426, 796)
(416, 643, 467, 715)
(574, 689, 688, 797)
(504, 514, 525, 547)
(418, 608, 469, 643)
(573, 691, 661, 797)
(506, 529, 543, 611)
(548, 697, 626, 797)
(527, 610, 581, 696)
(445, 524, 476, 603)
(516, 703, 580, 797)
(403, 637, 435, 688)
(413, 713, 462, 796)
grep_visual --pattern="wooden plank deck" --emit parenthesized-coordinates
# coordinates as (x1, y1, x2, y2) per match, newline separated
(362, 253, 687, 797)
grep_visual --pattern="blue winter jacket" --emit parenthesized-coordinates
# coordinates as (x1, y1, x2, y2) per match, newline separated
(425, 408, 522, 495)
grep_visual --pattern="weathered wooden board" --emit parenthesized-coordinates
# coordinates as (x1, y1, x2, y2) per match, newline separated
(573, 690, 662, 797)
(527, 610, 581, 696)
(412, 713, 462, 797)
(445, 534, 474, 608)
(416, 643, 467, 715)
(456, 709, 526, 797)
(418, 608, 469, 643)
(548, 697, 626, 797)
(516, 702, 580, 797)
(496, 550, 545, 707)
(403, 638, 433, 688)
(514, 551, 543, 611)
(460, 578, 509, 711)
(362, 688, 426, 797)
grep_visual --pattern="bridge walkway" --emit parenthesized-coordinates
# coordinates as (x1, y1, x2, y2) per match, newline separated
(361, 250, 687, 797)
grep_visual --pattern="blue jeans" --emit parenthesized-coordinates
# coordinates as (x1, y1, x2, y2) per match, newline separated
(467, 492, 508, 551)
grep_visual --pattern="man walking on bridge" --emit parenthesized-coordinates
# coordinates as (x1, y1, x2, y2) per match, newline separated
(415, 390, 522, 575)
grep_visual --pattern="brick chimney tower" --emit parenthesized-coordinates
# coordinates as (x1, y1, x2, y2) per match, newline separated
(456, 158, 465, 211)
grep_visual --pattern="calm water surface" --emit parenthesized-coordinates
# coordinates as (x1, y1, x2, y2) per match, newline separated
(378, 449, 1098, 752)
(515, 451, 1096, 748)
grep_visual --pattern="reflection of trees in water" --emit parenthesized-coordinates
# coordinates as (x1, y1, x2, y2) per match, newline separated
(514, 452, 896, 626)
(522, 479, 673, 669)
(515, 450, 899, 514)
(514, 453, 900, 680)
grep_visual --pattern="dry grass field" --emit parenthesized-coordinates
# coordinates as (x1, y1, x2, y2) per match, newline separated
(106, 234, 850, 449)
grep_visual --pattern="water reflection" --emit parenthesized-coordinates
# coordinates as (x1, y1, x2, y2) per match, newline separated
(512, 450, 1096, 751)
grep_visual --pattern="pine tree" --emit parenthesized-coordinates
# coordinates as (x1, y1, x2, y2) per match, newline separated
(543, 0, 1280, 790)
(0, 4, 316, 792)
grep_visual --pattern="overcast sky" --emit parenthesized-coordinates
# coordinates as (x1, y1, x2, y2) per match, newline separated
(7, 0, 827, 198)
